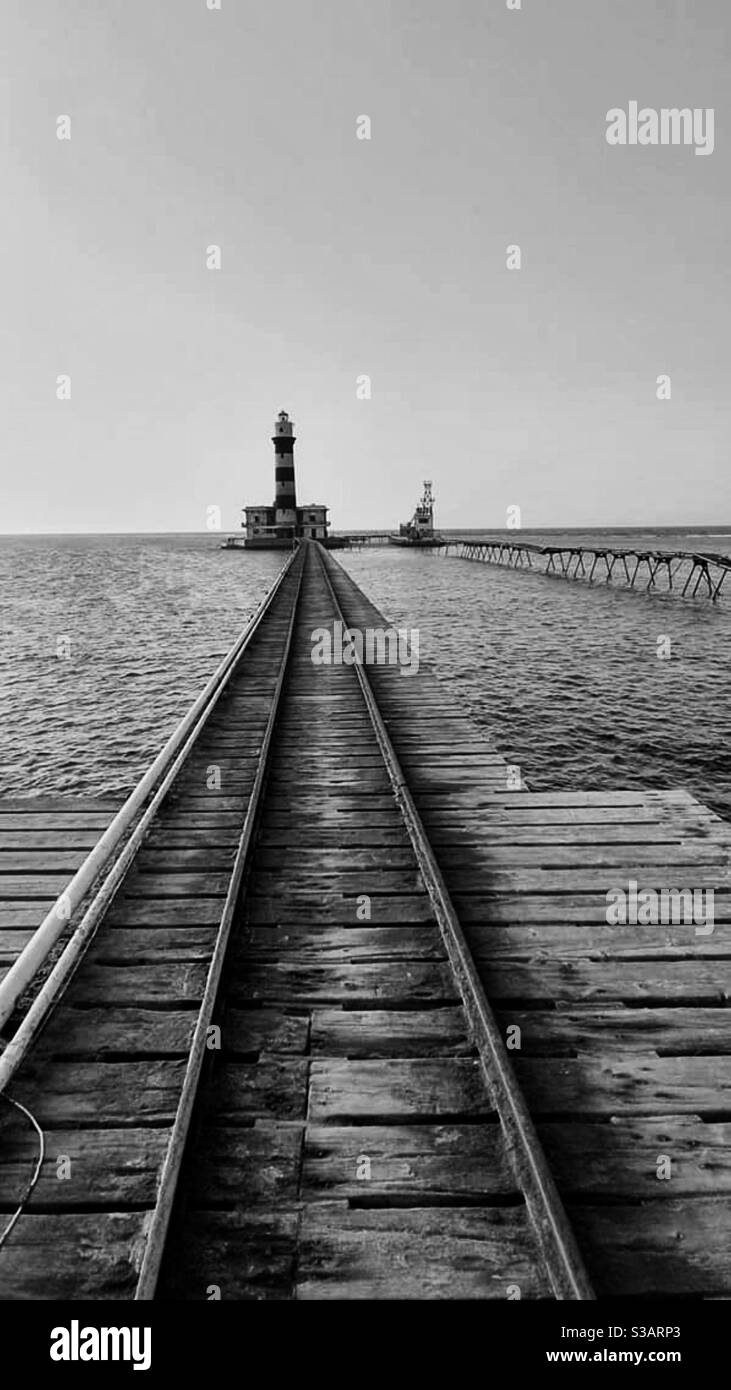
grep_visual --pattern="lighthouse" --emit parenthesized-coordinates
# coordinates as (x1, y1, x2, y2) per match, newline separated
(238, 410, 331, 548)
(273, 409, 297, 530)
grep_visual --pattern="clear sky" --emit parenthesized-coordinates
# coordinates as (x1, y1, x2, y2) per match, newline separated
(2, 0, 730, 532)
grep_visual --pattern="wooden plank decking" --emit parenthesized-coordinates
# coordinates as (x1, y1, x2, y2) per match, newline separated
(0, 799, 122, 986)
(322, 546, 731, 1298)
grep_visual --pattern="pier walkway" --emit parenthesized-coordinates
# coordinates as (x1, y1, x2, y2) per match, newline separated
(440, 539, 731, 600)
(1, 541, 730, 1299)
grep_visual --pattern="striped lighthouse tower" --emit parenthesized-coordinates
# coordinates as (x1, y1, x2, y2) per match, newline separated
(272, 409, 297, 533)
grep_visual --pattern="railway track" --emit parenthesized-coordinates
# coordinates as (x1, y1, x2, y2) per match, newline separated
(4, 539, 731, 1299)
(0, 539, 593, 1300)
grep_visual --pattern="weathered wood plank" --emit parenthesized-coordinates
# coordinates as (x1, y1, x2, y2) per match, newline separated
(41, 1007, 197, 1056)
(254, 848, 417, 870)
(205, 1061, 309, 1122)
(466, 923, 730, 961)
(162, 796, 246, 813)
(160, 1210, 298, 1299)
(107, 899, 224, 926)
(448, 868, 731, 893)
(86, 928, 218, 963)
(250, 870, 425, 893)
(454, 894, 731, 924)
(221, 1009, 311, 1056)
(0, 1125, 167, 1208)
(0, 851, 88, 872)
(0, 876, 81, 898)
(0, 906, 47, 928)
(424, 790, 659, 808)
(189, 1127, 302, 1205)
(142, 830, 242, 849)
(157, 812, 242, 829)
(18, 1059, 186, 1125)
(296, 1202, 550, 1299)
(230, 961, 458, 1006)
(245, 896, 435, 925)
(0, 873, 230, 899)
(0, 831, 104, 850)
(135, 849, 237, 872)
(516, 1056, 731, 1115)
(120, 872, 230, 897)
(0, 798, 119, 813)
(0, 817, 112, 833)
(310, 1008, 473, 1057)
(261, 823, 722, 848)
(423, 804, 718, 825)
(570, 1199, 731, 1297)
(0, 930, 33, 962)
(438, 844, 729, 869)
(260, 827, 412, 848)
(0, 1214, 145, 1299)
(539, 1117, 731, 1196)
(497, 1007, 731, 1056)
(64, 963, 208, 1006)
(303, 1123, 512, 1198)
(308, 1059, 493, 1122)
(242, 926, 445, 963)
(262, 796, 406, 816)
(477, 960, 731, 1004)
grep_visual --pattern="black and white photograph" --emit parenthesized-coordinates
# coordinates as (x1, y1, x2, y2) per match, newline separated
(1, 0, 730, 1365)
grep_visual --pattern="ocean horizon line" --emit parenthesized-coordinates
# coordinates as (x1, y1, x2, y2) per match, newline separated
(2, 523, 731, 540)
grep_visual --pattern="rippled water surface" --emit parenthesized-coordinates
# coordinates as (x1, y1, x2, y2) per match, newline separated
(0, 535, 284, 796)
(2, 529, 730, 821)
(339, 528, 731, 823)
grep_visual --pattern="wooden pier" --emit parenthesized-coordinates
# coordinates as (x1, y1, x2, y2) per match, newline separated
(441, 538, 731, 600)
(1, 540, 731, 1299)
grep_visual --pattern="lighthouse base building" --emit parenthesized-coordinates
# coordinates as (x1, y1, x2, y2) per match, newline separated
(241, 411, 330, 549)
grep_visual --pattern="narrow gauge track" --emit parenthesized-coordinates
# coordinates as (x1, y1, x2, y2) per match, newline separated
(0, 541, 591, 1300)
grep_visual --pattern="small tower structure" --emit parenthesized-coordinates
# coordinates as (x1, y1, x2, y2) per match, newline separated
(240, 411, 330, 547)
(272, 409, 297, 531)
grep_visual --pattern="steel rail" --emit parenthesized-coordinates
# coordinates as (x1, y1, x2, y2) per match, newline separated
(315, 543, 595, 1301)
(134, 546, 306, 1298)
(0, 549, 300, 1056)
